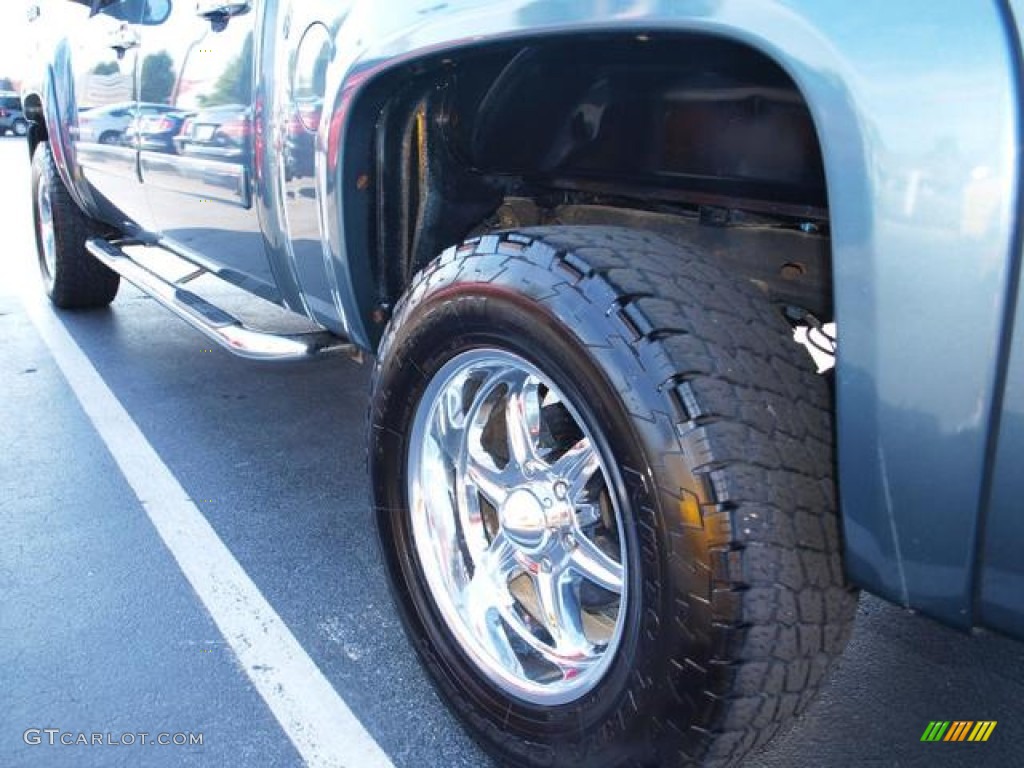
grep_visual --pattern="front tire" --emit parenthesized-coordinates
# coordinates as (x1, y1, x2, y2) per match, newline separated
(370, 228, 856, 767)
(31, 141, 119, 308)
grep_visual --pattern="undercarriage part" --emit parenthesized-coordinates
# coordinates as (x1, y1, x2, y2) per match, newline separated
(367, 32, 832, 341)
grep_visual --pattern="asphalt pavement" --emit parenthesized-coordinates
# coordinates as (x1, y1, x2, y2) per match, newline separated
(1, 136, 1021, 768)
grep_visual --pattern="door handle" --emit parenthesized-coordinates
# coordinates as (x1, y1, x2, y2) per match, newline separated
(109, 23, 140, 58)
(197, 0, 252, 31)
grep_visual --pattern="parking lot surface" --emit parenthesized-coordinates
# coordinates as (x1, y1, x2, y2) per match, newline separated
(1, 136, 1022, 767)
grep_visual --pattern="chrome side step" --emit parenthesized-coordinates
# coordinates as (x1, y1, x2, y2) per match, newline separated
(86, 237, 358, 362)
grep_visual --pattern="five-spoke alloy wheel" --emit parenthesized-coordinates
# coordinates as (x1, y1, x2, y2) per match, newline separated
(408, 349, 627, 705)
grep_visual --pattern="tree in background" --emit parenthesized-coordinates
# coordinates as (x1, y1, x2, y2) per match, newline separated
(140, 51, 175, 104)
(92, 62, 120, 76)
(0, 77, 14, 91)
(199, 33, 252, 107)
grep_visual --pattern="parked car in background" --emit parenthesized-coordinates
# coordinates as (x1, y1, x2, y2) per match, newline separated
(128, 108, 191, 154)
(0, 91, 27, 137)
(173, 104, 251, 161)
(284, 101, 319, 180)
(19, 1, 1024, 766)
(78, 102, 180, 146)
(76, 102, 135, 145)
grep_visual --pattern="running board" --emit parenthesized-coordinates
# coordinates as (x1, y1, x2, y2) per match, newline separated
(86, 238, 358, 362)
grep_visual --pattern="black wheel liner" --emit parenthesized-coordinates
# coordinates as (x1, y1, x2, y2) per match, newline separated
(370, 227, 857, 768)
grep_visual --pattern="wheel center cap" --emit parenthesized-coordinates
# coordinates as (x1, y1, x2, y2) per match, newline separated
(500, 489, 548, 549)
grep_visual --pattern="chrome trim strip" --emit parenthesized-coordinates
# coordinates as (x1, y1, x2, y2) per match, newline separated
(140, 151, 252, 208)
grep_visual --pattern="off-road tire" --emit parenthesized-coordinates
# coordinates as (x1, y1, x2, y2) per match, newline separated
(32, 141, 119, 309)
(370, 227, 857, 767)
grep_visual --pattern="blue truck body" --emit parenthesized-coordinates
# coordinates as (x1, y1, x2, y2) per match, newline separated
(21, 0, 1024, 762)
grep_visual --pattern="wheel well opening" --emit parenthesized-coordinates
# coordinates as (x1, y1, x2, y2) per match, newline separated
(358, 32, 832, 334)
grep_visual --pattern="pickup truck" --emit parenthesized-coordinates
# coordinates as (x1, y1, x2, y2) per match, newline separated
(22, 1, 1024, 766)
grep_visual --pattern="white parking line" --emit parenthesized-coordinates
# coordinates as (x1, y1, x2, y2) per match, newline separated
(22, 293, 394, 768)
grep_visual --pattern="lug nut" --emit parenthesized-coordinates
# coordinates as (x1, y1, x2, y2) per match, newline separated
(554, 481, 569, 499)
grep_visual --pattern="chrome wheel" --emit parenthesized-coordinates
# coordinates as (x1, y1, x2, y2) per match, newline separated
(37, 176, 57, 282)
(407, 349, 628, 705)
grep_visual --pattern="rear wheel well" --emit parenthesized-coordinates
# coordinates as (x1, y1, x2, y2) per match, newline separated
(355, 32, 832, 341)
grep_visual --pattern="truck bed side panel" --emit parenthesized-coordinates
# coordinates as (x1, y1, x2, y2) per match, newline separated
(328, 0, 1020, 627)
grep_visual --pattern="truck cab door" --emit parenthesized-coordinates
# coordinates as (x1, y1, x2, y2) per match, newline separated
(64, 0, 149, 230)
(137, 0, 280, 301)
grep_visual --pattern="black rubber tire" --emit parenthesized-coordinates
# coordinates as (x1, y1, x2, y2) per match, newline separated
(31, 141, 119, 309)
(370, 227, 857, 768)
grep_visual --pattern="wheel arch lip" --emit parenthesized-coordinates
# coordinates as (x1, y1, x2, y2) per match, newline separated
(335, 2, 1021, 627)
(319, 2, 867, 352)
(32, 48, 100, 220)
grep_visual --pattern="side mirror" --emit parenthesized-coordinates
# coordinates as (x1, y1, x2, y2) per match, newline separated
(142, 0, 172, 25)
(64, 1, 172, 26)
(196, 0, 251, 32)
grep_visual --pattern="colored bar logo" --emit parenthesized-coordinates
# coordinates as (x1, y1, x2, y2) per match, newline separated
(921, 721, 997, 742)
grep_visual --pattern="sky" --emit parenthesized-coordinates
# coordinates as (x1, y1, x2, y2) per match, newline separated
(0, 3, 33, 84)
(0, 1, 240, 94)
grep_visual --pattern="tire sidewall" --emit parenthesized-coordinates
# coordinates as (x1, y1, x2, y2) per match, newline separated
(371, 248, 694, 765)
